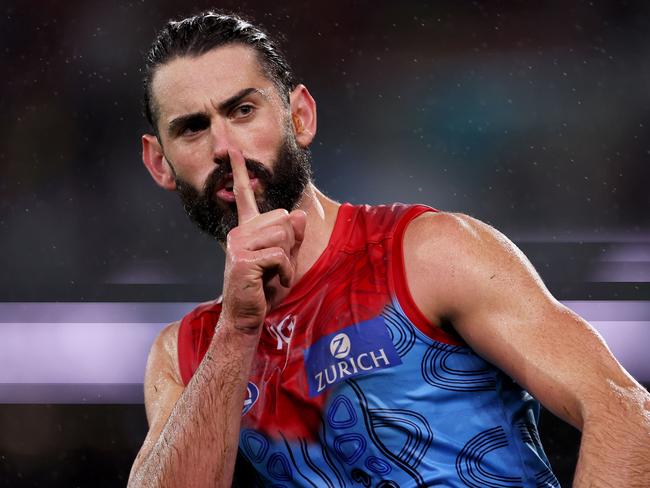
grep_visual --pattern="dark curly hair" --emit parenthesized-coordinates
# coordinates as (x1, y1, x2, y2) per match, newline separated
(143, 10, 296, 137)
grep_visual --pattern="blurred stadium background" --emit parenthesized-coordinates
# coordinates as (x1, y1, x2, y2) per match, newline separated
(1, 0, 649, 486)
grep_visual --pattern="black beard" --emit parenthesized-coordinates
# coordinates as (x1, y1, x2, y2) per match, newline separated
(174, 135, 312, 243)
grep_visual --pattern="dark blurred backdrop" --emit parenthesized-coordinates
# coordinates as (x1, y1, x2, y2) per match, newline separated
(1, 0, 649, 486)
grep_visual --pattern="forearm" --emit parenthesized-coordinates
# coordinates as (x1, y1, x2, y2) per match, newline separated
(573, 385, 650, 487)
(129, 320, 260, 488)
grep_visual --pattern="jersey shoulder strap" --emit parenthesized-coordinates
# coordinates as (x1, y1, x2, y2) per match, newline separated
(177, 299, 222, 385)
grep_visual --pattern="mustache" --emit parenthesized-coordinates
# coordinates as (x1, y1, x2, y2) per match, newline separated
(202, 154, 274, 196)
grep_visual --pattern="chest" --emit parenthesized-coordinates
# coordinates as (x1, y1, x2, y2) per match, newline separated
(241, 247, 396, 439)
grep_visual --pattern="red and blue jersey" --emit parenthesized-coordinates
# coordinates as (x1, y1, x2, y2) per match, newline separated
(178, 203, 559, 487)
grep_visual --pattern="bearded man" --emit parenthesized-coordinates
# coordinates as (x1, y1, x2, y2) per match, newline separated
(128, 11, 650, 488)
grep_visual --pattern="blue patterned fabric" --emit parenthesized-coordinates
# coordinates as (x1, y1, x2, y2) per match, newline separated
(237, 298, 560, 487)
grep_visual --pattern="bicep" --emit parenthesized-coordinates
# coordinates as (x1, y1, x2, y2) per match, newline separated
(130, 322, 185, 477)
(407, 212, 639, 430)
(453, 217, 642, 429)
(457, 291, 623, 430)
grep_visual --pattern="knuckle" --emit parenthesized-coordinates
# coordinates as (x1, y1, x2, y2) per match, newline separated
(227, 226, 242, 242)
(269, 247, 288, 262)
(267, 247, 282, 258)
(226, 254, 240, 269)
(227, 249, 248, 267)
(274, 227, 288, 242)
(277, 248, 291, 263)
(271, 208, 290, 219)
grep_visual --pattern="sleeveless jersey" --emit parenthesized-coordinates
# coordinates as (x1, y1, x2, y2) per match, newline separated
(178, 202, 560, 487)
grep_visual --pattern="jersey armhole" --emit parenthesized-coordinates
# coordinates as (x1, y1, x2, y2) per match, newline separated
(177, 314, 194, 386)
(177, 300, 223, 386)
(389, 205, 465, 346)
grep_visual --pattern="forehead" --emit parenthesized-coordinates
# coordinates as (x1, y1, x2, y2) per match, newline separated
(151, 44, 273, 121)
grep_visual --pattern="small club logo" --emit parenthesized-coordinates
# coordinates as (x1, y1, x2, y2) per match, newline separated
(330, 333, 351, 359)
(242, 382, 259, 416)
(267, 314, 295, 350)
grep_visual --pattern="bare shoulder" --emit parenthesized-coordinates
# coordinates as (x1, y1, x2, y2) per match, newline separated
(147, 321, 181, 379)
(130, 321, 185, 480)
(403, 210, 548, 321)
(404, 210, 536, 274)
(406, 211, 507, 253)
(143, 321, 183, 423)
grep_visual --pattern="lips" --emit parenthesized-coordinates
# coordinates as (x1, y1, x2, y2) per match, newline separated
(215, 172, 259, 202)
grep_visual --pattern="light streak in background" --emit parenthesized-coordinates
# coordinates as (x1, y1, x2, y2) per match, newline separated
(511, 239, 650, 282)
(591, 244, 650, 282)
(0, 301, 648, 403)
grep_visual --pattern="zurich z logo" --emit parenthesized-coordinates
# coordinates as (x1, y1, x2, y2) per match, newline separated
(304, 317, 402, 397)
(242, 382, 259, 416)
(330, 333, 351, 359)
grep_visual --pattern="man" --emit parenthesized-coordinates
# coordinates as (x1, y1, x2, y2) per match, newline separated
(128, 11, 650, 488)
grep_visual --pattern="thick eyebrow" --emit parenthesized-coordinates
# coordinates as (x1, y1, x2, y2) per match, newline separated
(216, 87, 263, 113)
(167, 113, 209, 138)
(166, 87, 265, 138)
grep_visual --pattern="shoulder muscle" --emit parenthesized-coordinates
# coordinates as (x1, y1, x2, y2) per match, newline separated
(131, 321, 185, 480)
(143, 321, 184, 427)
(403, 210, 552, 323)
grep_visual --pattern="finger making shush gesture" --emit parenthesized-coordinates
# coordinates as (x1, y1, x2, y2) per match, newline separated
(220, 148, 307, 333)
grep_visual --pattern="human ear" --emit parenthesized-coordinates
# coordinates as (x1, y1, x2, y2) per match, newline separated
(289, 84, 317, 147)
(141, 134, 176, 191)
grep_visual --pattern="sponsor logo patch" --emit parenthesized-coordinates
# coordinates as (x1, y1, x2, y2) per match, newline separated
(304, 316, 402, 397)
(242, 382, 259, 416)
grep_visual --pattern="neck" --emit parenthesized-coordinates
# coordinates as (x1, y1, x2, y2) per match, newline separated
(291, 183, 341, 283)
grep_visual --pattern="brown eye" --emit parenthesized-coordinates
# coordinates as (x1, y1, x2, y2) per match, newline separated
(233, 104, 254, 118)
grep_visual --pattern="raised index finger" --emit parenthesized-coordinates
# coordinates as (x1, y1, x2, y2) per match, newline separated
(229, 148, 259, 223)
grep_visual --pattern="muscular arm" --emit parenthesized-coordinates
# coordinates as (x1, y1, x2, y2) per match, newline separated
(129, 148, 305, 487)
(128, 318, 260, 488)
(404, 211, 650, 487)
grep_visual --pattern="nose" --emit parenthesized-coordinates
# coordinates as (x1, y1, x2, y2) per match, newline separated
(209, 117, 235, 164)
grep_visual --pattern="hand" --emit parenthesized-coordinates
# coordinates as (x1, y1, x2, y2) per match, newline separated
(220, 148, 306, 333)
